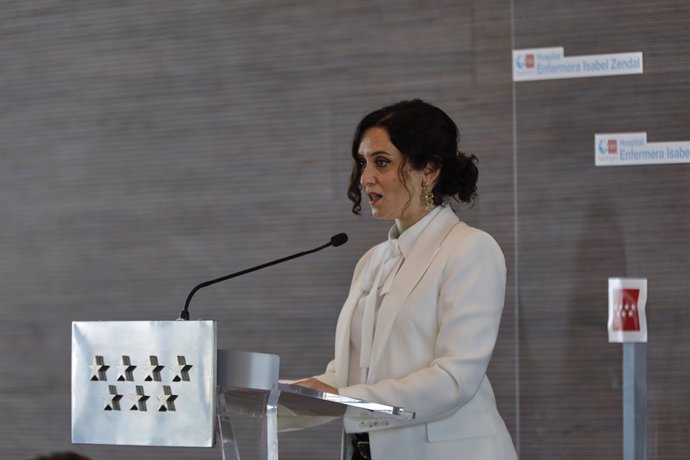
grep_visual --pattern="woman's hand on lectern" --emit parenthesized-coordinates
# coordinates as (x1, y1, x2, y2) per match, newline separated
(294, 377, 339, 395)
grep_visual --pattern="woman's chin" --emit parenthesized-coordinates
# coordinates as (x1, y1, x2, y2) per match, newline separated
(370, 209, 392, 220)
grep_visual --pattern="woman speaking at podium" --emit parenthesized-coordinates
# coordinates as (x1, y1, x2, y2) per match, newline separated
(297, 99, 517, 460)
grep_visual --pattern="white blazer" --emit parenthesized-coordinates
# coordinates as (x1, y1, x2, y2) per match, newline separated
(316, 206, 517, 460)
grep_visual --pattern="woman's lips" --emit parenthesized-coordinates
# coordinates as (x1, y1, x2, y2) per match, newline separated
(368, 193, 382, 205)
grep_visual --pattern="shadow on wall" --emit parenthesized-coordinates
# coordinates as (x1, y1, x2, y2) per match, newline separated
(518, 198, 628, 457)
(565, 199, 627, 451)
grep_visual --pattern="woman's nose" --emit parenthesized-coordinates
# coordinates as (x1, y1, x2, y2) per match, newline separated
(360, 164, 374, 187)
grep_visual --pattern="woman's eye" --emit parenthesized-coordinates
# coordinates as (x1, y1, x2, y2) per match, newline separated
(357, 159, 366, 167)
(376, 159, 389, 167)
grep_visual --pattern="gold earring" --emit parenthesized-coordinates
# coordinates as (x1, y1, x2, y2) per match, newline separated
(421, 181, 434, 212)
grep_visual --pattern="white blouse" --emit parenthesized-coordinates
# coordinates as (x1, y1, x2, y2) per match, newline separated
(347, 206, 443, 385)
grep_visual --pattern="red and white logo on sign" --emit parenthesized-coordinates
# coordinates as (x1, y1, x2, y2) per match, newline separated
(525, 54, 535, 68)
(608, 139, 618, 154)
(611, 288, 640, 331)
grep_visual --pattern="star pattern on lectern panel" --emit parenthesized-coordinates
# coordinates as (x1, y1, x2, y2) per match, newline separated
(171, 355, 193, 382)
(90, 355, 110, 381)
(142, 355, 164, 382)
(157, 385, 178, 412)
(116, 355, 136, 382)
(103, 385, 123, 411)
(88, 354, 196, 413)
(128, 385, 150, 412)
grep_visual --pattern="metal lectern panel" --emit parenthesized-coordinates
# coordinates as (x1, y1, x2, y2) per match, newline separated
(71, 320, 217, 447)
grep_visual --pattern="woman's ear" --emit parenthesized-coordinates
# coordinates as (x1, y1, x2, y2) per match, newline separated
(424, 164, 440, 185)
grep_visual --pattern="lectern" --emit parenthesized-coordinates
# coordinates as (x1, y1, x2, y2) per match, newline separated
(72, 321, 414, 459)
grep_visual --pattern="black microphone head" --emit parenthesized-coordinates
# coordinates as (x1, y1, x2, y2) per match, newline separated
(330, 233, 348, 247)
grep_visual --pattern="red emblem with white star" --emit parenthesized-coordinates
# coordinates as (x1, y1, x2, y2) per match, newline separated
(526, 54, 535, 68)
(611, 288, 640, 332)
(608, 139, 618, 154)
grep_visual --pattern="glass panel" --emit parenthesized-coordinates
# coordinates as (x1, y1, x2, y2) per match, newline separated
(513, 1, 690, 458)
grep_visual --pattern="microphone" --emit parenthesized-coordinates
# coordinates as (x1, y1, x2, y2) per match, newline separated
(330, 232, 348, 247)
(178, 233, 348, 320)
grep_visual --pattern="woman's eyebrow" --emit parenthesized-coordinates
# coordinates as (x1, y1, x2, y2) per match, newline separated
(360, 150, 393, 157)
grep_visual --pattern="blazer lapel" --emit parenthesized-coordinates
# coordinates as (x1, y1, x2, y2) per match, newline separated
(367, 207, 460, 377)
(333, 288, 360, 388)
(333, 245, 388, 388)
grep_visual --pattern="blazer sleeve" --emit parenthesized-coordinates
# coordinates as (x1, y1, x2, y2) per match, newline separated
(339, 229, 507, 429)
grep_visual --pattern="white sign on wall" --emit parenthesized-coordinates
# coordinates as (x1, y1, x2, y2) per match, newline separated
(513, 47, 643, 81)
(595, 132, 690, 166)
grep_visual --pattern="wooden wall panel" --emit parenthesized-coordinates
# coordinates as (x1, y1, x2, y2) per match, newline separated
(0, 1, 515, 459)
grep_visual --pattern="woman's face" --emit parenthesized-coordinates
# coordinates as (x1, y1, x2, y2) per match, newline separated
(357, 127, 434, 232)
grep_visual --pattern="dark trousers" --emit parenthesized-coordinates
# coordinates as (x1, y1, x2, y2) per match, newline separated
(351, 433, 371, 460)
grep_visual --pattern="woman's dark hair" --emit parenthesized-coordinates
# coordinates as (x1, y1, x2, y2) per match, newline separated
(347, 99, 478, 214)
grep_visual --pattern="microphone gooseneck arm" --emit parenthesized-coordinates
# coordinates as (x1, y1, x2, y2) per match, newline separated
(178, 233, 347, 320)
